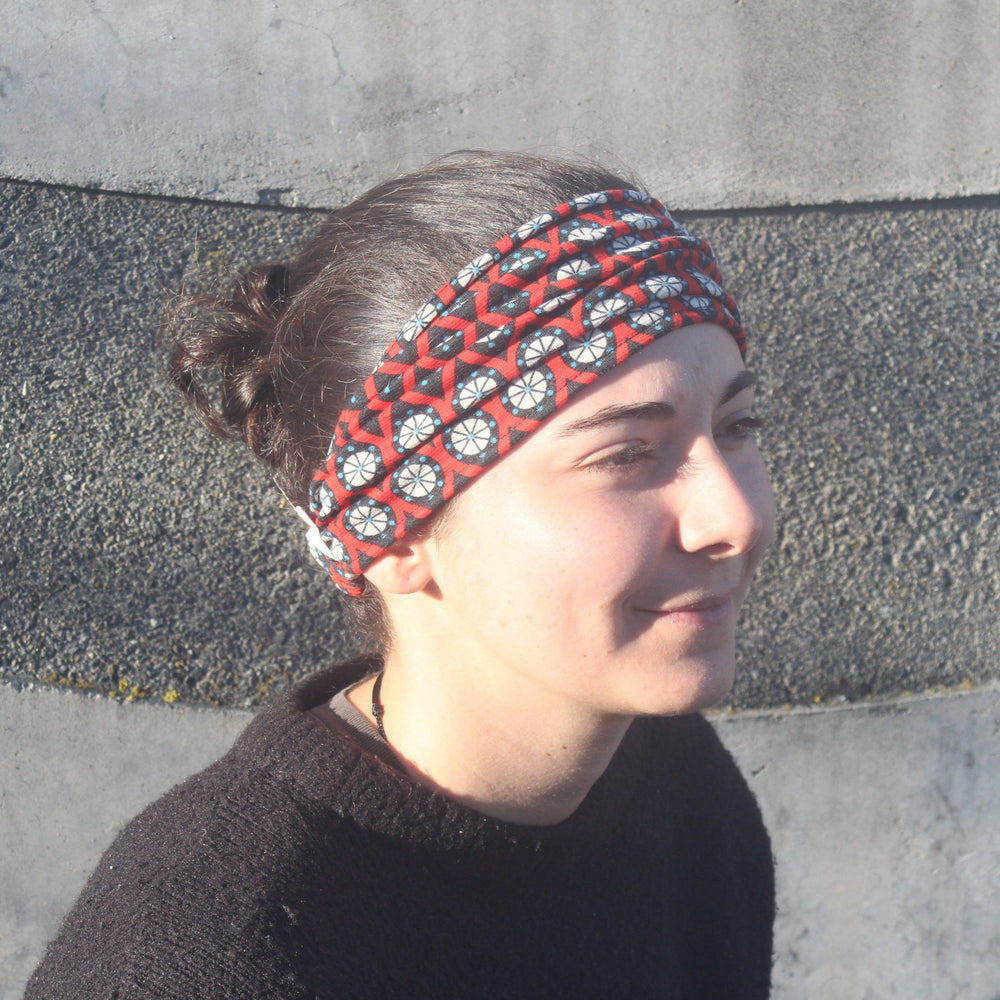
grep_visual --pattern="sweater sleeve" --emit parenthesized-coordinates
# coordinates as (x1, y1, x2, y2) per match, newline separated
(23, 764, 315, 1000)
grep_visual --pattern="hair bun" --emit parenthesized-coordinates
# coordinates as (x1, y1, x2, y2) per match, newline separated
(164, 262, 294, 468)
(164, 152, 642, 517)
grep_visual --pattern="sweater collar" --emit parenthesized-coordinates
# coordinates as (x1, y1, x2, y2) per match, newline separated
(235, 658, 650, 883)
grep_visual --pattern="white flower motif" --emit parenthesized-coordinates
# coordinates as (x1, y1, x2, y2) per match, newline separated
(454, 250, 497, 288)
(455, 372, 502, 411)
(554, 256, 595, 282)
(618, 211, 660, 230)
(399, 317, 422, 342)
(449, 415, 494, 457)
(587, 295, 632, 327)
(573, 192, 611, 207)
(535, 290, 578, 316)
(682, 295, 713, 311)
(629, 303, 670, 327)
(506, 250, 542, 272)
(396, 460, 438, 500)
(627, 239, 659, 256)
(400, 300, 440, 342)
(690, 269, 723, 298)
(566, 224, 614, 246)
(345, 501, 391, 538)
(313, 484, 336, 518)
(340, 448, 380, 489)
(507, 371, 550, 410)
(610, 234, 646, 254)
(512, 211, 556, 241)
(396, 411, 438, 451)
(568, 330, 611, 365)
(521, 332, 564, 366)
(644, 274, 686, 299)
(321, 534, 347, 563)
(615, 236, 657, 253)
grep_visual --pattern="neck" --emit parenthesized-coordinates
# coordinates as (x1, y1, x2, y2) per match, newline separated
(350, 644, 633, 826)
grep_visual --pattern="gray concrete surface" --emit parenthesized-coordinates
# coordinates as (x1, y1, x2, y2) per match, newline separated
(3, 180, 998, 709)
(3, 682, 997, 999)
(3, 0, 999, 210)
(717, 686, 1000, 1000)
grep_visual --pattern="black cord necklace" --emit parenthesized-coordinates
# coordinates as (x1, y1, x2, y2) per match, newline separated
(371, 672, 388, 741)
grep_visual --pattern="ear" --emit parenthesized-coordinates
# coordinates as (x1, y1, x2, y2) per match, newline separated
(362, 534, 435, 595)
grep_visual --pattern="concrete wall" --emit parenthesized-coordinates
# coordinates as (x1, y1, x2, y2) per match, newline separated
(3, 1, 1000, 209)
(2, 1, 999, 996)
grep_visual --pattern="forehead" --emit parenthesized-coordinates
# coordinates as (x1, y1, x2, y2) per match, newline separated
(540, 323, 746, 433)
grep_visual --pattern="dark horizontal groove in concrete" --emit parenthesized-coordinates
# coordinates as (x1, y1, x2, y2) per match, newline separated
(683, 192, 1000, 220)
(4, 174, 1000, 219)
(0, 175, 319, 216)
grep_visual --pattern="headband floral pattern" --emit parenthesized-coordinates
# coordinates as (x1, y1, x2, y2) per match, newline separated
(303, 189, 745, 594)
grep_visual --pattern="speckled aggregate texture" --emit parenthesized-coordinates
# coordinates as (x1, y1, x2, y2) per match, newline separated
(2, 181, 998, 709)
(1, 182, 367, 709)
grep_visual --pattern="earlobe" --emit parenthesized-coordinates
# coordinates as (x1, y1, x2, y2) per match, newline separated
(362, 536, 435, 595)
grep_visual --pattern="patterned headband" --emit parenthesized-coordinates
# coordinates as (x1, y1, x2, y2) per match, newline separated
(301, 189, 745, 594)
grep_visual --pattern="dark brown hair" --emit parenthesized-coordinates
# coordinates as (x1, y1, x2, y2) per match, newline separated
(165, 150, 638, 638)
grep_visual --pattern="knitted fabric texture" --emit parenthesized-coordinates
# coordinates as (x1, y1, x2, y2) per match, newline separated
(26, 659, 775, 999)
(307, 190, 745, 592)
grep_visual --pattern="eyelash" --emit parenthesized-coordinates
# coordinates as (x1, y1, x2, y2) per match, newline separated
(590, 444, 657, 471)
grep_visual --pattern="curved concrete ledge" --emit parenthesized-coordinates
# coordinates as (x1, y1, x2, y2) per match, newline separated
(2, 682, 997, 998)
(0, 684, 251, 999)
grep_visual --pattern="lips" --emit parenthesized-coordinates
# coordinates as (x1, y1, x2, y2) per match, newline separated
(638, 592, 737, 625)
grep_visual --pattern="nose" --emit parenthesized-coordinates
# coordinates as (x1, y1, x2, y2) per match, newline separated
(671, 440, 768, 558)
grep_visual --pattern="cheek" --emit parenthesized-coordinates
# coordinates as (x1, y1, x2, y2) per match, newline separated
(520, 492, 665, 622)
(492, 494, 592, 606)
(436, 481, 624, 626)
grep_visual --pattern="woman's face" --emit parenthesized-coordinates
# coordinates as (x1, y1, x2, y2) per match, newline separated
(419, 323, 775, 720)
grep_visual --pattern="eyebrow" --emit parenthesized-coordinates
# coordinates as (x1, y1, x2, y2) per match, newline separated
(556, 369, 759, 437)
(720, 369, 759, 404)
(557, 401, 676, 437)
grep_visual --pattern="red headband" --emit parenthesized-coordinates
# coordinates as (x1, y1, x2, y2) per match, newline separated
(304, 190, 745, 594)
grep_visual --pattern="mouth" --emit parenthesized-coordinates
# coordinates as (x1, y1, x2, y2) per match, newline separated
(637, 593, 736, 627)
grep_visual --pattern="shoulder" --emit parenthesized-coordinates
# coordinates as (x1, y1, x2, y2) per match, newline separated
(642, 711, 750, 792)
(26, 661, 381, 999)
(637, 712, 775, 997)
(639, 711, 771, 853)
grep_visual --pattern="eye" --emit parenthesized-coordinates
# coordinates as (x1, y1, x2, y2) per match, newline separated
(716, 415, 764, 442)
(587, 443, 656, 471)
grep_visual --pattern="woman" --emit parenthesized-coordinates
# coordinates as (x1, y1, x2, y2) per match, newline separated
(27, 151, 776, 998)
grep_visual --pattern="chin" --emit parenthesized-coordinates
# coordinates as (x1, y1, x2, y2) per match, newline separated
(634, 653, 736, 717)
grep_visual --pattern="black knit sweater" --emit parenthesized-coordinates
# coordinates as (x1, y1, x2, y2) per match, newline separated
(26, 658, 774, 999)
